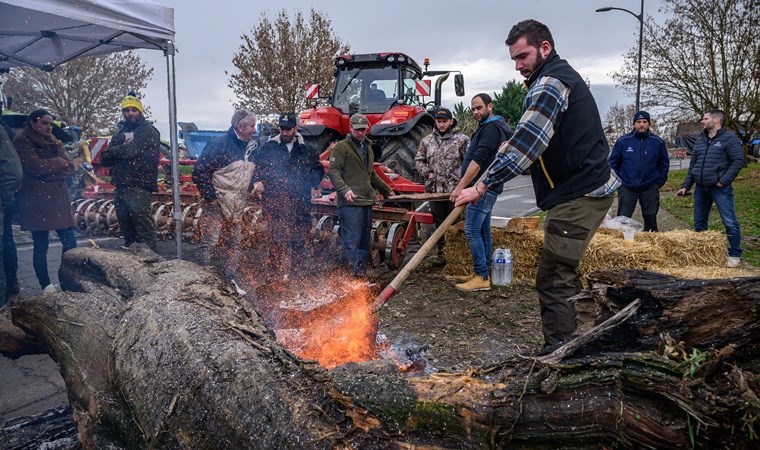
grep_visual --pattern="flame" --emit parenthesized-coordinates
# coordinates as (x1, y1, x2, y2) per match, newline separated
(295, 280, 377, 369)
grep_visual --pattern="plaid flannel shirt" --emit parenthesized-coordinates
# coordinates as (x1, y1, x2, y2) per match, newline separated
(484, 76, 620, 197)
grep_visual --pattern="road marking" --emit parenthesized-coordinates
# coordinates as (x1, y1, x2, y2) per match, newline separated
(496, 194, 523, 202)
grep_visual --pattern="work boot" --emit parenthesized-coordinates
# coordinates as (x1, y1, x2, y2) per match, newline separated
(727, 257, 741, 268)
(455, 276, 490, 292)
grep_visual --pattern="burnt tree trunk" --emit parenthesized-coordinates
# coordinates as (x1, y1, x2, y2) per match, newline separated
(6, 249, 759, 449)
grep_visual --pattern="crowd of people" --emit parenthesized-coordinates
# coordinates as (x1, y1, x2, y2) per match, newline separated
(0, 19, 749, 355)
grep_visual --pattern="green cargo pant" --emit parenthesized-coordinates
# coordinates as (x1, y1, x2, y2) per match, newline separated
(114, 186, 156, 251)
(536, 195, 613, 346)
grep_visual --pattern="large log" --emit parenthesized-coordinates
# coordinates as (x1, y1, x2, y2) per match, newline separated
(7, 250, 759, 449)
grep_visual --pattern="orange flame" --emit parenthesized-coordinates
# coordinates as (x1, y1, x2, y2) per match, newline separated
(295, 280, 377, 369)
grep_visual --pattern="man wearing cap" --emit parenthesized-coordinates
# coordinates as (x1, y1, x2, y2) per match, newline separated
(328, 113, 394, 278)
(254, 112, 323, 279)
(609, 110, 669, 232)
(100, 91, 161, 251)
(414, 107, 469, 266)
(192, 109, 258, 294)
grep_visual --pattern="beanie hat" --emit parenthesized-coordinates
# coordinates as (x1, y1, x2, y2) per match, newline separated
(633, 110, 650, 123)
(29, 108, 53, 123)
(120, 91, 144, 113)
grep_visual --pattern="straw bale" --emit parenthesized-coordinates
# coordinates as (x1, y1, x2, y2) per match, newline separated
(442, 225, 740, 285)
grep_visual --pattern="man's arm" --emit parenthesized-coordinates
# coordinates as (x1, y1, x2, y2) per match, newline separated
(456, 76, 569, 206)
(719, 134, 744, 186)
(414, 137, 432, 180)
(102, 126, 159, 163)
(0, 126, 22, 207)
(657, 139, 670, 187)
(327, 144, 350, 198)
(191, 143, 220, 201)
(449, 160, 481, 202)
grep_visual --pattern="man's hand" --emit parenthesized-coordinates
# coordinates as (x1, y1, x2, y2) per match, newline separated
(455, 184, 484, 206)
(251, 181, 264, 194)
(344, 190, 356, 202)
(427, 172, 434, 179)
(716, 181, 724, 187)
(124, 132, 134, 144)
(676, 188, 688, 196)
(449, 187, 462, 202)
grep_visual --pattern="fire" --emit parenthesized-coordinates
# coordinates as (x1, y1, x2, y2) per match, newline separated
(272, 277, 378, 369)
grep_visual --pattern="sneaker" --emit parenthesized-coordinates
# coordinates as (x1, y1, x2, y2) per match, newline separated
(727, 257, 741, 268)
(455, 276, 491, 292)
(42, 283, 60, 294)
(229, 278, 247, 296)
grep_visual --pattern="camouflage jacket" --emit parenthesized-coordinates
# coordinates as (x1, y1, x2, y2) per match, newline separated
(414, 126, 469, 193)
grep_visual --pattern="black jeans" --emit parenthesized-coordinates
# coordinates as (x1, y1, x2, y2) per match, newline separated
(616, 184, 660, 232)
(31, 228, 77, 288)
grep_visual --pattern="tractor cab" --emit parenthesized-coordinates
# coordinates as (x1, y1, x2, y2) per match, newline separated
(332, 53, 428, 116)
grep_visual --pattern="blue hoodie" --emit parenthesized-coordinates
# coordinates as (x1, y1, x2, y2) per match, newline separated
(609, 129, 669, 191)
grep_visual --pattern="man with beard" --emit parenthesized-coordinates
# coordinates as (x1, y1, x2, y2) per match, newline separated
(414, 107, 469, 267)
(100, 92, 160, 251)
(449, 94, 513, 291)
(609, 110, 670, 232)
(455, 20, 620, 353)
(253, 112, 323, 279)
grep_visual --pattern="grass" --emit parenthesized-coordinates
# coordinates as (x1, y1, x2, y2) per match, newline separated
(661, 162, 760, 267)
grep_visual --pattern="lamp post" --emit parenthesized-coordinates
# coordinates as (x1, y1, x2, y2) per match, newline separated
(597, 0, 644, 112)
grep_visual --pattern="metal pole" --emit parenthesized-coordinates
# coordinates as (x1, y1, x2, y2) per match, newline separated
(596, 1, 645, 112)
(164, 40, 182, 259)
(635, 0, 644, 112)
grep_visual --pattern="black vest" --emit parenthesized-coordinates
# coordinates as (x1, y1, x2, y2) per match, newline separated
(526, 51, 611, 210)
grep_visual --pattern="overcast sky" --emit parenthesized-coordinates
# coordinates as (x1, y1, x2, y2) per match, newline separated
(137, 0, 667, 136)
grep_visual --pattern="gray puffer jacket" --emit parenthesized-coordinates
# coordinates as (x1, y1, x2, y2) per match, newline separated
(681, 128, 743, 189)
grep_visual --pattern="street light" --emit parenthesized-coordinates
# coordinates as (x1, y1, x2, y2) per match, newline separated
(597, 0, 644, 112)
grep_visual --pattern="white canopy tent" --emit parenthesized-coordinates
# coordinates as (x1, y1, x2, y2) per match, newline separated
(0, 0, 184, 257)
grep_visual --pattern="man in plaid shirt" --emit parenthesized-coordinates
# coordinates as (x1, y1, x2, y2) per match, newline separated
(455, 19, 620, 353)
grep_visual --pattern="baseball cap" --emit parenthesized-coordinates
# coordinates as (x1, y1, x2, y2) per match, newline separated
(278, 112, 297, 129)
(435, 107, 453, 120)
(349, 114, 369, 129)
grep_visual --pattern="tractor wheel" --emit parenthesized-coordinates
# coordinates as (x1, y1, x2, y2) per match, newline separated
(379, 122, 432, 182)
(303, 132, 339, 154)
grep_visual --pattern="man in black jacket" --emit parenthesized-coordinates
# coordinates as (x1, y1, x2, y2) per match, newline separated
(100, 92, 160, 251)
(450, 93, 513, 292)
(254, 113, 323, 279)
(677, 109, 744, 267)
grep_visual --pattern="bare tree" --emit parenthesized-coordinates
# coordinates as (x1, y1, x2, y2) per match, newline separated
(1, 52, 153, 136)
(613, 0, 760, 148)
(227, 8, 349, 115)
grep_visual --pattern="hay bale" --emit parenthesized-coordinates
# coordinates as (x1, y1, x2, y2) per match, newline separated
(442, 225, 742, 285)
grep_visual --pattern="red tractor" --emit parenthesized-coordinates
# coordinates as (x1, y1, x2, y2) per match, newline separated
(297, 52, 464, 181)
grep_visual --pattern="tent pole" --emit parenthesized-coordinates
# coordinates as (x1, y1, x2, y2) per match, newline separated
(164, 40, 182, 259)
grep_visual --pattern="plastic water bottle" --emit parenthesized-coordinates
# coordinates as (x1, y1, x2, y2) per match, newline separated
(492, 249, 506, 286)
(503, 248, 513, 285)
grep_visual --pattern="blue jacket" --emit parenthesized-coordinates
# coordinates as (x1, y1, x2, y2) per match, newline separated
(681, 128, 744, 189)
(461, 115, 512, 195)
(609, 130, 669, 191)
(192, 127, 251, 201)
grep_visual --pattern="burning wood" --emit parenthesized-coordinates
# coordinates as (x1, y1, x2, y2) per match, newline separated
(4, 249, 759, 448)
